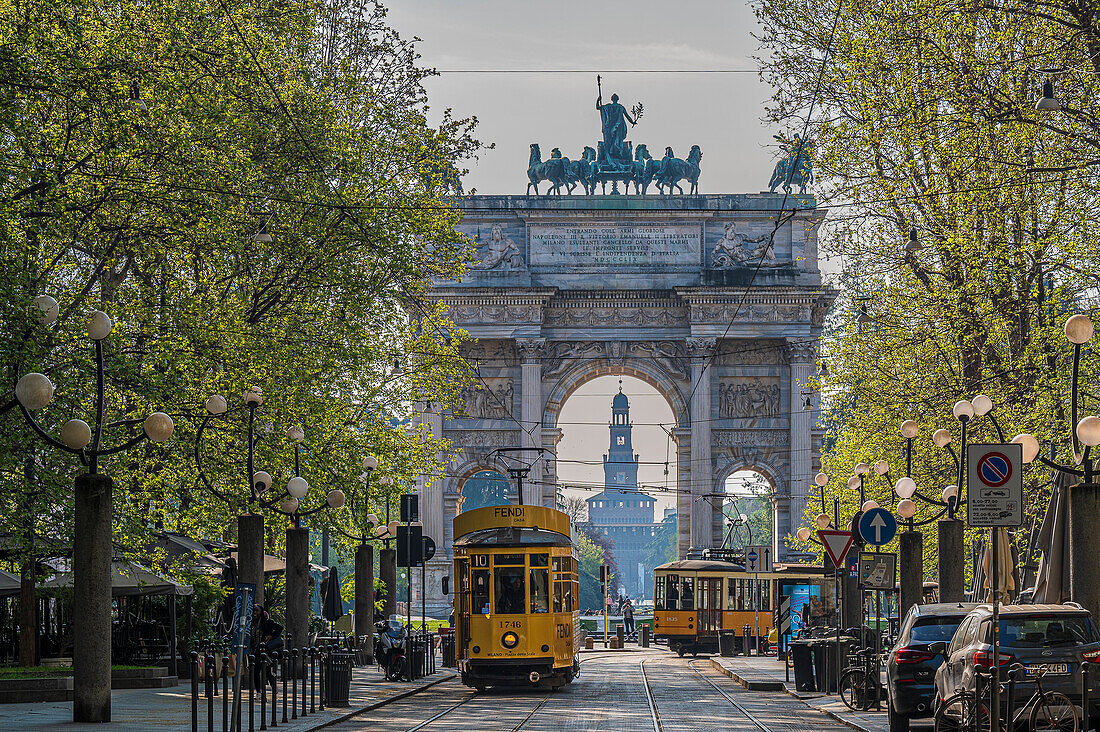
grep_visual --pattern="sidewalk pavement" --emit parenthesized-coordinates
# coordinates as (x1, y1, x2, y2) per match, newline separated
(0, 663, 456, 732)
(709, 654, 894, 732)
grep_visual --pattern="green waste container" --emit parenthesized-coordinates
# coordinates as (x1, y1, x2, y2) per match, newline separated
(326, 652, 354, 706)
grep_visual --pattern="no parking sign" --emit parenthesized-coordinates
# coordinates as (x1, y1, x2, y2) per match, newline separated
(966, 443, 1023, 527)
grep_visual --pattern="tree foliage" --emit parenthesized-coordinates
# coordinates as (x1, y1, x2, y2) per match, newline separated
(756, 0, 1100, 580)
(0, 0, 479, 617)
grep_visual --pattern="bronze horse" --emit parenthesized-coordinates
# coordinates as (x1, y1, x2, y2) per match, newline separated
(656, 145, 702, 195)
(565, 146, 597, 194)
(630, 144, 662, 195)
(527, 143, 568, 195)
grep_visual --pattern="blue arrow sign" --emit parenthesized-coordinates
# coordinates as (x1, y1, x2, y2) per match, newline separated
(858, 508, 898, 547)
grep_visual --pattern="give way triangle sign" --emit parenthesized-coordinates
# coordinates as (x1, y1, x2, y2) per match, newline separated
(818, 530, 855, 568)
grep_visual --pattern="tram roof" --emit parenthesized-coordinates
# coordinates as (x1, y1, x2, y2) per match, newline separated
(454, 525, 573, 548)
(453, 504, 573, 542)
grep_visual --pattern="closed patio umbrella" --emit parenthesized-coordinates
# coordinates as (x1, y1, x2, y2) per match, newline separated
(981, 528, 1017, 604)
(1034, 474, 1069, 604)
(321, 567, 344, 622)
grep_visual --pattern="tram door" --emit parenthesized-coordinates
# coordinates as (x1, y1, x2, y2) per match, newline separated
(698, 577, 722, 635)
(456, 558, 471, 656)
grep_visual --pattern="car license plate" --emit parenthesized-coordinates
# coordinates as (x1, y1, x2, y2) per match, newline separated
(1026, 663, 1070, 676)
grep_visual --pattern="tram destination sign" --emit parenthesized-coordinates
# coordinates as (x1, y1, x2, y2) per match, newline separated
(528, 224, 700, 268)
(966, 443, 1023, 527)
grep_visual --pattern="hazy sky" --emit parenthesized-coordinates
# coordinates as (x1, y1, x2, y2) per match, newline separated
(388, 2, 791, 514)
(387, 0, 781, 195)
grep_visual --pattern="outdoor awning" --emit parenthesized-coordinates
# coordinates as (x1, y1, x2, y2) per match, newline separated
(226, 552, 286, 576)
(152, 532, 229, 571)
(0, 569, 20, 598)
(39, 560, 193, 597)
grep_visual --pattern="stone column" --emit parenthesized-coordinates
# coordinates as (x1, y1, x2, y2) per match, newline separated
(237, 513, 265, 610)
(414, 403, 448, 615)
(285, 527, 309, 651)
(673, 427, 691, 558)
(1068, 481, 1100, 619)
(380, 547, 397, 619)
(688, 338, 716, 550)
(354, 543, 374, 661)
(73, 473, 113, 723)
(938, 519, 965, 603)
(785, 341, 817, 556)
(899, 530, 924, 620)
(516, 338, 546, 506)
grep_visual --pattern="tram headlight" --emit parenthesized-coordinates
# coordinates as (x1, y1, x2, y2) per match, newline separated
(501, 631, 520, 649)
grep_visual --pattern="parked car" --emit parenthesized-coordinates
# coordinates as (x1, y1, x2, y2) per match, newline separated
(932, 603, 1100, 729)
(886, 602, 979, 732)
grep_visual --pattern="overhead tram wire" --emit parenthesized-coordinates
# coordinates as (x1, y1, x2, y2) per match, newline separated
(682, 0, 847, 409)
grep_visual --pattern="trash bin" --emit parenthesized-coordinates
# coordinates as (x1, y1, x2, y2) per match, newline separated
(408, 635, 426, 680)
(326, 652, 354, 706)
(719, 631, 736, 657)
(441, 633, 456, 668)
(789, 640, 816, 692)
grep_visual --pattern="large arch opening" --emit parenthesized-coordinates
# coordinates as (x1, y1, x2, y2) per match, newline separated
(718, 469, 776, 553)
(554, 374, 679, 606)
(457, 469, 511, 514)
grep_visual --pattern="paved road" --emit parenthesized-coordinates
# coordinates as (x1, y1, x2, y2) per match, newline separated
(328, 650, 861, 732)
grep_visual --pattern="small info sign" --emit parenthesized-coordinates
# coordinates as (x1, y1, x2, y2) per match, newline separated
(966, 443, 1024, 527)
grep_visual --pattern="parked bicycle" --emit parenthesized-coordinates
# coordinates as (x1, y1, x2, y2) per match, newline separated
(840, 646, 884, 712)
(933, 666, 1079, 732)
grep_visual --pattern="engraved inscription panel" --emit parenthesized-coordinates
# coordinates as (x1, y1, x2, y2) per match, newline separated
(528, 224, 700, 267)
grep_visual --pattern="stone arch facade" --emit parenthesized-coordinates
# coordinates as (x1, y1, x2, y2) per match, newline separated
(411, 193, 834, 615)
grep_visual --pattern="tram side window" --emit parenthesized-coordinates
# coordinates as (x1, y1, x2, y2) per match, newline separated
(760, 580, 771, 611)
(473, 569, 491, 614)
(728, 578, 745, 610)
(665, 574, 680, 610)
(530, 554, 550, 613)
(681, 576, 694, 610)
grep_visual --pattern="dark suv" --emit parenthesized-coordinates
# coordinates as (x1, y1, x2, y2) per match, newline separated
(886, 602, 979, 732)
(932, 604, 1100, 729)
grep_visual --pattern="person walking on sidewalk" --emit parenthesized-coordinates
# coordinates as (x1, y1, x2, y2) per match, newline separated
(622, 599, 635, 638)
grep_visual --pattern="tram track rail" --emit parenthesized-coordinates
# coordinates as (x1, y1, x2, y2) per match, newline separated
(687, 659, 775, 732)
(639, 658, 664, 732)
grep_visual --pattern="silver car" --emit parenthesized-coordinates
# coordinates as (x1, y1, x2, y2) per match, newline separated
(932, 604, 1100, 728)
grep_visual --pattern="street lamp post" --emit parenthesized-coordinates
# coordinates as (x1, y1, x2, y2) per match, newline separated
(2, 304, 175, 723)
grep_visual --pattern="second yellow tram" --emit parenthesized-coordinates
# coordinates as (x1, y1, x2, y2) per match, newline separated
(453, 505, 581, 689)
(653, 558, 834, 655)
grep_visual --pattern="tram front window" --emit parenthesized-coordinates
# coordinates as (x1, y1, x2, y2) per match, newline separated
(530, 554, 549, 613)
(494, 554, 526, 614)
(654, 575, 666, 610)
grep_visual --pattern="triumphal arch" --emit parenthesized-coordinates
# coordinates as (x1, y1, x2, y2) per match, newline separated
(410, 94, 833, 614)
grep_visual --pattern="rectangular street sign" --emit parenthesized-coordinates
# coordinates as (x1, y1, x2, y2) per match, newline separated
(966, 443, 1024, 527)
(858, 552, 897, 590)
(745, 544, 773, 573)
(775, 596, 791, 634)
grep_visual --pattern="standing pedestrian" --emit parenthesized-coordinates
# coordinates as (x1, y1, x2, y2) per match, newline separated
(622, 599, 635, 638)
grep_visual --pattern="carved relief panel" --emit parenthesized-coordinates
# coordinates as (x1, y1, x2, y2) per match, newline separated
(452, 379, 515, 420)
(717, 378, 781, 418)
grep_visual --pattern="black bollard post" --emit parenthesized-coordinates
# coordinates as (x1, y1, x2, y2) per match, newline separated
(290, 649, 298, 720)
(318, 646, 326, 711)
(248, 654, 255, 732)
(309, 647, 316, 713)
(205, 653, 214, 732)
(259, 654, 268, 731)
(1082, 662, 1091, 731)
(281, 650, 288, 724)
(1005, 667, 1016, 727)
(222, 655, 229, 732)
(300, 648, 307, 718)
(191, 652, 199, 732)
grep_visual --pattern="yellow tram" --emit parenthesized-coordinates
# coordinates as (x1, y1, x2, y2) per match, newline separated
(653, 557, 834, 655)
(452, 505, 581, 689)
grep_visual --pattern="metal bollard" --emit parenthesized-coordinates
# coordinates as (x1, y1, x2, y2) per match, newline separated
(205, 653, 215, 732)
(291, 649, 298, 720)
(222, 655, 229, 732)
(1082, 662, 1091, 730)
(248, 654, 255, 732)
(309, 647, 316, 713)
(281, 650, 288, 724)
(259, 654, 268, 731)
(300, 648, 308, 718)
(1005, 667, 1016, 727)
(318, 646, 326, 711)
(742, 626, 751, 656)
(190, 652, 199, 732)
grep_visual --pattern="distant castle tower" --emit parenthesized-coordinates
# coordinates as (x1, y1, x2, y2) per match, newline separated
(585, 382, 660, 597)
